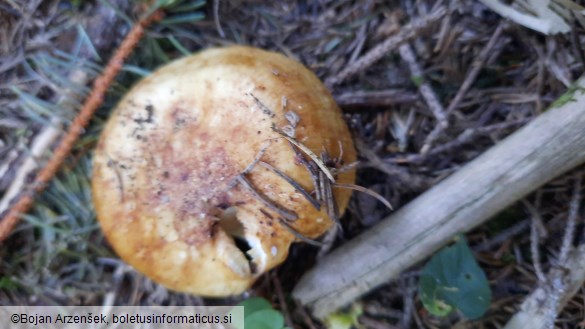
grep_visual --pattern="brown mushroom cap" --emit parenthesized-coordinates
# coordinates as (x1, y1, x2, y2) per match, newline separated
(92, 46, 356, 297)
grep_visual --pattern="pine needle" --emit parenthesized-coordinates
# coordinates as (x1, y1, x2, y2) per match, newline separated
(277, 217, 324, 247)
(273, 127, 336, 182)
(259, 161, 321, 211)
(236, 174, 298, 222)
(333, 183, 393, 210)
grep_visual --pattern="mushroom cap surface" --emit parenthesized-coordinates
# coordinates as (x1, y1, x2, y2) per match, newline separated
(92, 46, 356, 296)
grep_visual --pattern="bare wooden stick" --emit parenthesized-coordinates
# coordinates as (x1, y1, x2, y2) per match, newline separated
(292, 77, 585, 319)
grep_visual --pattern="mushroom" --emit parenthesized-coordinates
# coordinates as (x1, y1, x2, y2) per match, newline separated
(92, 46, 356, 297)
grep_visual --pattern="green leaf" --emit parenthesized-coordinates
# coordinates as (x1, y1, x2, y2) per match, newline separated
(239, 297, 273, 317)
(324, 304, 363, 329)
(0, 277, 17, 290)
(325, 313, 355, 329)
(228, 306, 245, 329)
(245, 309, 284, 329)
(418, 294, 453, 317)
(419, 236, 491, 319)
(234, 297, 288, 329)
(550, 84, 585, 108)
(410, 75, 424, 87)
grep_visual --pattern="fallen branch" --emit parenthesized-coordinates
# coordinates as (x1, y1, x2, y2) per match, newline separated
(293, 77, 585, 318)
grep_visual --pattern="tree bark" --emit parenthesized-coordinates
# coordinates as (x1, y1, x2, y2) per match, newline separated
(292, 79, 585, 319)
